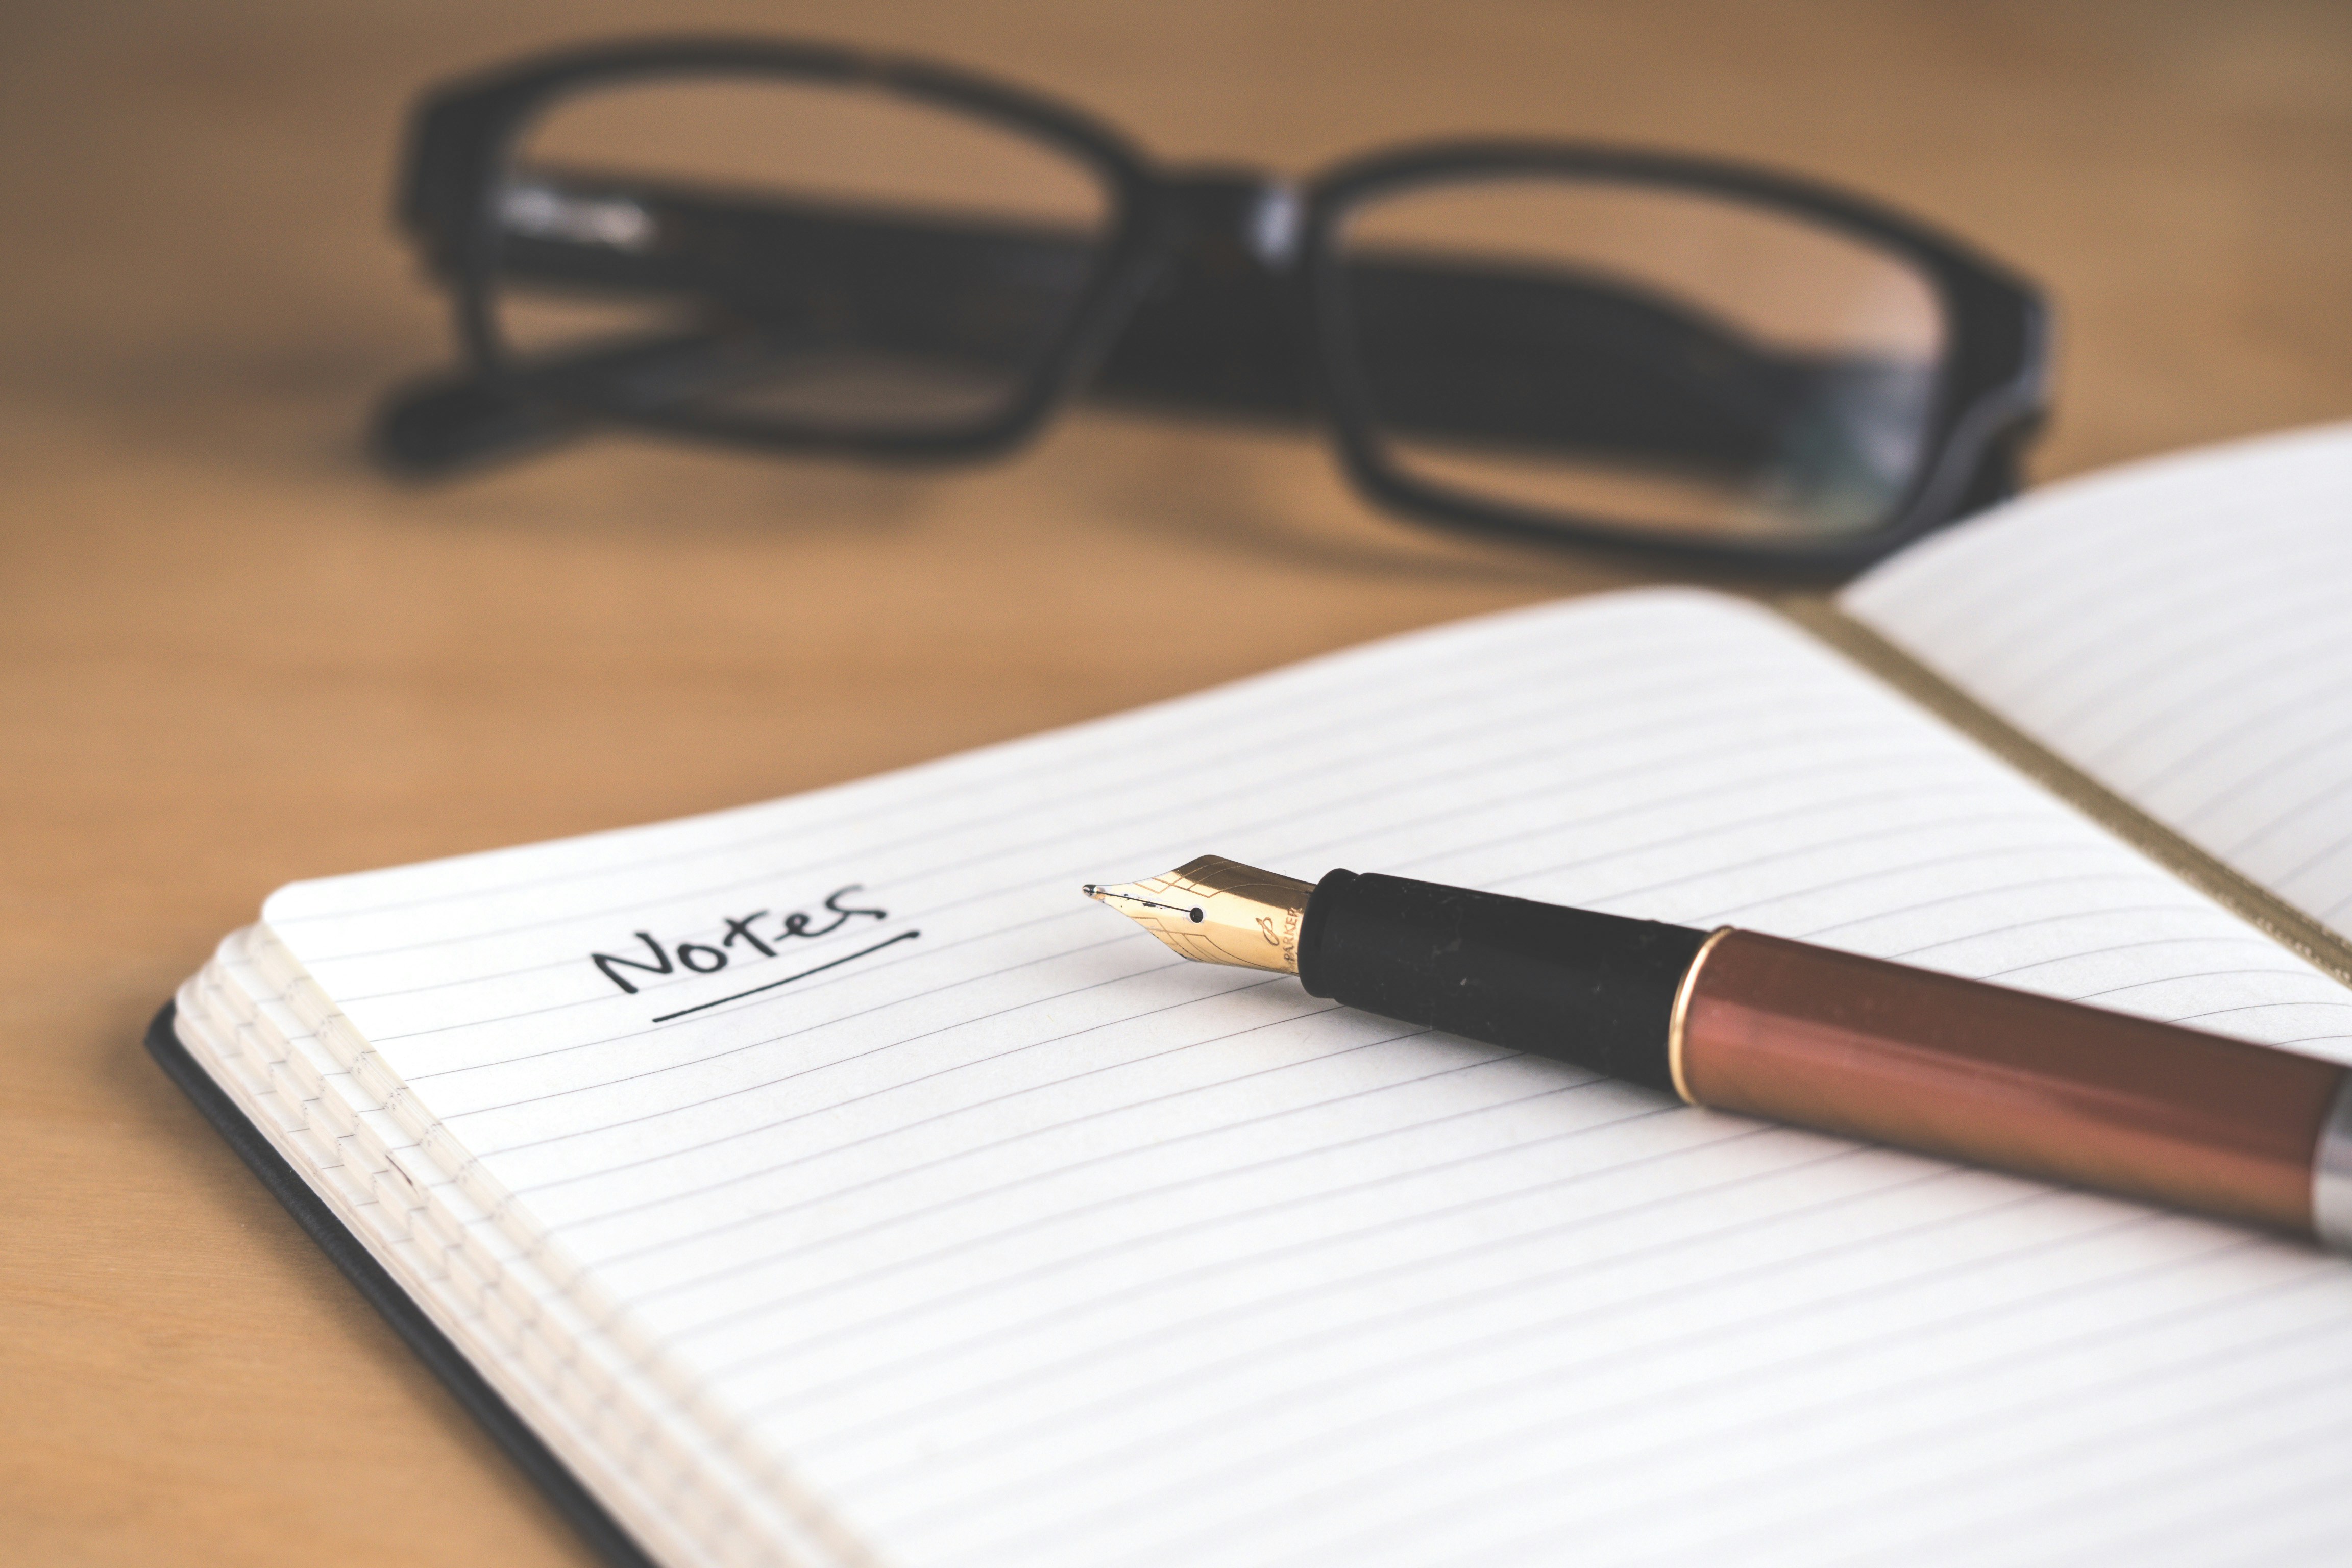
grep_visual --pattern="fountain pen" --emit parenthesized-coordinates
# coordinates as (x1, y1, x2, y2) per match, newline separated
(1084, 856, 2352, 1253)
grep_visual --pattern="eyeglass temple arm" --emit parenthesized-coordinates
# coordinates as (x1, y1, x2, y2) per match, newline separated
(383, 172, 1970, 496)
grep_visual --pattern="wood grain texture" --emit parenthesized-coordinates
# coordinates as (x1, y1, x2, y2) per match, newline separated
(3, 2, 2347, 1563)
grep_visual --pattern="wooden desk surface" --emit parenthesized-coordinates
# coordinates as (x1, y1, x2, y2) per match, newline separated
(5, 3, 2348, 1562)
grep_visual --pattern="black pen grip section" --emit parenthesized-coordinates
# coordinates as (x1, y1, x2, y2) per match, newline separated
(1296, 870, 1708, 1091)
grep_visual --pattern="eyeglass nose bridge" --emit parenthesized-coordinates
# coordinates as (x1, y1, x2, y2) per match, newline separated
(1084, 169, 1317, 421)
(1156, 169, 1307, 276)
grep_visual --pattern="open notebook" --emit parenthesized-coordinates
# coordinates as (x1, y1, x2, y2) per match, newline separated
(161, 423, 2352, 1568)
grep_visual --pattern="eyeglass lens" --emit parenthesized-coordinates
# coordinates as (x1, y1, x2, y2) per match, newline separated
(1334, 177, 1950, 542)
(489, 74, 1115, 434)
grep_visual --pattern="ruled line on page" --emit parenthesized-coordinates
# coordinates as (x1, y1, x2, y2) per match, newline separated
(626, 1074, 1632, 1327)
(642, 1075, 1681, 1375)
(770, 1133, 1902, 1426)
(1957, 529, 2352, 718)
(1654, 1287, 2352, 1563)
(2017, 1418, 2352, 1568)
(751, 1161, 2067, 1462)
(795, 1119, 1775, 1497)
(1236, 1251, 2340, 1568)
(1956, 539, 2352, 724)
(621, 1081, 1781, 1354)
(851, 1192, 2178, 1561)
(1020, 1222, 2342, 1568)
(573, 1003, 1422, 1283)
(1310, 1239, 2336, 1538)
(517, 995, 1372, 1213)
(1492, 810, 2066, 909)
(2076, 621, 2352, 774)
(1041, 1224, 2260, 1561)
(1656, 1335, 2352, 1568)
(583, 1052, 1580, 1350)
(2218, 775, 2352, 863)
(1853, 894, 2217, 952)
(1058, 1231, 2315, 1568)
(2115, 672, 2344, 799)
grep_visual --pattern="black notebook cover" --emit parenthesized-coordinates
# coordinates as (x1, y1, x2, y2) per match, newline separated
(145, 1001, 660, 1568)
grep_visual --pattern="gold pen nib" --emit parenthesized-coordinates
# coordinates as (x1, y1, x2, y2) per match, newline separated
(1083, 855, 1315, 974)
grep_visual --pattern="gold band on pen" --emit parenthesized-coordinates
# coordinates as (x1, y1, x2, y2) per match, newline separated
(1667, 925, 1734, 1106)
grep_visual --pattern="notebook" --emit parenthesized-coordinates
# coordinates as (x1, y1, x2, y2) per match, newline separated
(160, 422, 2352, 1567)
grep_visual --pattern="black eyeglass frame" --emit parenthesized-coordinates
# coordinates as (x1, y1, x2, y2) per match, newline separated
(393, 35, 2051, 573)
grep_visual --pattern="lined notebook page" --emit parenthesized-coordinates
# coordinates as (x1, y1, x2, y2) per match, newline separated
(209, 589, 2352, 1568)
(1844, 422, 2352, 939)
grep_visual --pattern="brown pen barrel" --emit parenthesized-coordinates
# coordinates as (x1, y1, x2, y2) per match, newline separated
(1673, 929, 2347, 1236)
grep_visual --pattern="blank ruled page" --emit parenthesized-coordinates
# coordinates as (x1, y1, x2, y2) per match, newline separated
(1845, 422, 2352, 939)
(215, 589, 2352, 1568)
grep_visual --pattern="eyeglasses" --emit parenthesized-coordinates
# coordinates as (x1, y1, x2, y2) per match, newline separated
(379, 36, 2050, 571)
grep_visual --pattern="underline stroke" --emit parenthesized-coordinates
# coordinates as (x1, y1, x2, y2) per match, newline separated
(650, 930, 923, 1023)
